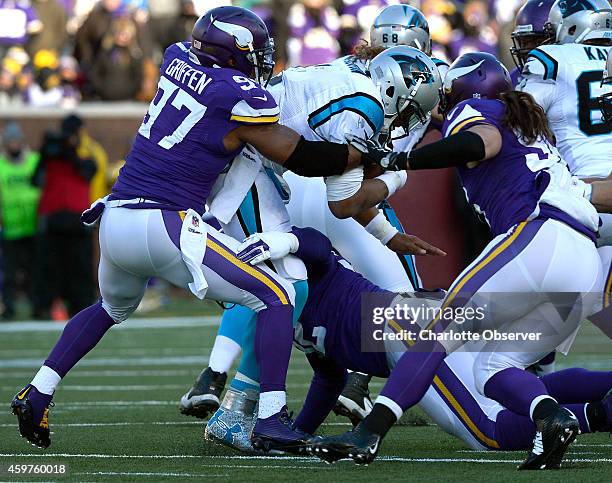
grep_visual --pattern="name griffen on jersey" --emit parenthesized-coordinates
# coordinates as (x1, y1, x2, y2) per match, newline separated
(442, 98, 599, 238)
(520, 44, 612, 178)
(112, 42, 280, 214)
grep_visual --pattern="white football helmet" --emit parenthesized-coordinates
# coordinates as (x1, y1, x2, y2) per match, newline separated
(368, 46, 442, 135)
(553, 0, 612, 45)
(370, 4, 432, 55)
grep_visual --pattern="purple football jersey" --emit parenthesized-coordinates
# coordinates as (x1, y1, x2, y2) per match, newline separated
(295, 228, 394, 377)
(443, 99, 568, 237)
(112, 42, 280, 214)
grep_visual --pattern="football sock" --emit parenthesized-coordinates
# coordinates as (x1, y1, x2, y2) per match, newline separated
(254, 304, 293, 393)
(209, 335, 241, 374)
(258, 391, 286, 419)
(362, 400, 400, 437)
(30, 366, 61, 396)
(542, 368, 612, 403)
(379, 339, 446, 412)
(43, 301, 115, 379)
(483, 367, 554, 419)
(230, 372, 260, 393)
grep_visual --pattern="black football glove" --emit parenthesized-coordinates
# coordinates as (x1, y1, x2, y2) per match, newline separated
(346, 135, 405, 171)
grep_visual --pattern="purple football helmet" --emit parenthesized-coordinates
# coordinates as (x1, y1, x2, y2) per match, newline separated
(441, 52, 512, 114)
(510, 0, 558, 69)
(191, 6, 275, 86)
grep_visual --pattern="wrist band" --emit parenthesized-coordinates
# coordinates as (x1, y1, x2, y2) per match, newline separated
(375, 171, 408, 198)
(365, 212, 398, 245)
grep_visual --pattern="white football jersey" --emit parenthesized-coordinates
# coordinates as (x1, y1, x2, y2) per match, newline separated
(520, 43, 612, 178)
(266, 63, 385, 201)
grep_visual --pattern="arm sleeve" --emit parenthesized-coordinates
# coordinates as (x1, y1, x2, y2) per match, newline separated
(517, 50, 557, 113)
(294, 352, 348, 434)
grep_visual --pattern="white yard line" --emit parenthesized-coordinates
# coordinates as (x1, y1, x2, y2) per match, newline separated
(77, 471, 229, 477)
(0, 356, 209, 368)
(1, 454, 610, 464)
(0, 317, 220, 333)
(0, 421, 350, 428)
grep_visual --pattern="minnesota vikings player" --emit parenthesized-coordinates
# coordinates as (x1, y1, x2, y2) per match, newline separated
(509, 0, 561, 87)
(310, 53, 603, 470)
(519, 0, 612, 245)
(10, 6, 369, 452)
(180, 46, 443, 452)
(235, 226, 612, 455)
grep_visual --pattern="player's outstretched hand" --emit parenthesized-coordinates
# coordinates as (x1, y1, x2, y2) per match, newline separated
(237, 232, 299, 265)
(386, 232, 446, 256)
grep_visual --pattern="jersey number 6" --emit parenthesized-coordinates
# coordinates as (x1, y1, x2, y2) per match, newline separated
(577, 70, 612, 137)
(138, 76, 207, 149)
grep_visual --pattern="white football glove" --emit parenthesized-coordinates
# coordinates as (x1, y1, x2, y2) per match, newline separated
(237, 232, 299, 266)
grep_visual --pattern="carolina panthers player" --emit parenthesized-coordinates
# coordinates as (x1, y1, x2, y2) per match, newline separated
(178, 6, 442, 431)
(519, 0, 612, 245)
(181, 46, 443, 453)
(311, 52, 602, 469)
(289, 3, 448, 423)
(10, 6, 370, 452)
(509, 0, 561, 87)
(235, 227, 612, 457)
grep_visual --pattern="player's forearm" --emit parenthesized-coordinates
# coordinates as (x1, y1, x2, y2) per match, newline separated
(234, 124, 362, 177)
(328, 179, 389, 219)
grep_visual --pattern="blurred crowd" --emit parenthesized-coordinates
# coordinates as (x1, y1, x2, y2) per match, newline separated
(0, 0, 528, 319)
(0, 117, 114, 320)
(0, 0, 524, 107)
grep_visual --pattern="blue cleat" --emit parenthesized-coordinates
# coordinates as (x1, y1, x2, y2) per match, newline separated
(205, 388, 258, 453)
(11, 385, 54, 449)
(251, 406, 311, 454)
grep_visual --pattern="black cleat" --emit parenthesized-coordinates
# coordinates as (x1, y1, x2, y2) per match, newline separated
(179, 367, 227, 419)
(519, 407, 580, 470)
(333, 372, 373, 426)
(11, 385, 53, 449)
(308, 423, 381, 465)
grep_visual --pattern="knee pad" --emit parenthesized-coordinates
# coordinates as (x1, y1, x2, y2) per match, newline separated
(101, 300, 138, 324)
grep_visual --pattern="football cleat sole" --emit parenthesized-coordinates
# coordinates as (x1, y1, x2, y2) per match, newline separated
(251, 434, 310, 455)
(179, 394, 220, 419)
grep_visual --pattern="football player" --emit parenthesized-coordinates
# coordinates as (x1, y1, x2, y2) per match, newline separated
(509, 0, 561, 87)
(288, 3, 448, 424)
(9, 6, 374, 452)
(181, 46, 443, 452)
(310, 52, 603, 469)
(519, 0, 612, 245)
(235, 226, 612, 457)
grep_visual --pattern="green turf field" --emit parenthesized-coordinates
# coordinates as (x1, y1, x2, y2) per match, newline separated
(0, 316, 610, 482)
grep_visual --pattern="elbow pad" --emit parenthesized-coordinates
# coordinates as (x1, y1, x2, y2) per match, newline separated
(407, 131, 487, 170)
(284, 136, 349, 177)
